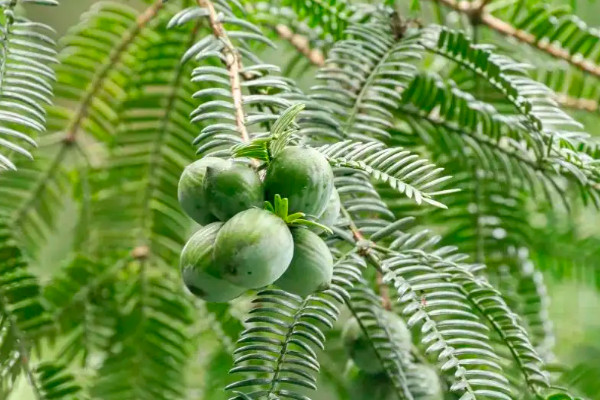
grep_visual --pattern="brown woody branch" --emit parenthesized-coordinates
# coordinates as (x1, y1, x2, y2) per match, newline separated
(340, 206, 393, 311)
(555, 94, 599, 113)
(376, 271, 392, 311)
(434, 0, 600, 79)
(274, 24, 325, 67)
(199, 0, 250, 143)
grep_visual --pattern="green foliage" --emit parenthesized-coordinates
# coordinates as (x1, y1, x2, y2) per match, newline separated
(34, 362, 81, 400)
(313, 21, 423, 143)
(0, 220, 52, 395)
(91, 274, 193, 400)
(1, 0, 600, 399)
(318, 140, 452, 208)
(346, 282, 415, 399)
(227, 253, 363, 399)
(493, 1, 600, 67)
(0, 0, 57, 170)
(233, 103, 305, 161)
(277, 0, 358, 40)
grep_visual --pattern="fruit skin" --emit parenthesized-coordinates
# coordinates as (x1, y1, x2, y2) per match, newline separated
(343, 317, 383, 374)
(178, 157, 228, 224)
(381, 311, 412, 351)
(203, 161, 264, 221)
(343, 312, 412, 374)
(409, 364, 443, 400)
(350, 366, 441, 400)
(180, 222, 245, 302)
(213, 208, 294, 289)
(264, 146, 334, 217)
(314, 189, 340, 230)
(349, 372, 395, 400)
(275, 228, 333, 297)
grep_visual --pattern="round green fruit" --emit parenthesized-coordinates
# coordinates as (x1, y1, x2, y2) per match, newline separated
(343, 312, 412, 374)
(381, 311, 412, 350)
(203, 161, 263, 221)
(178, 157, 228, 224)
(349, 372, 395, 400)
(264, 146, 334, 217)
(275, 228, 333, 297)
(410, 364, 443, 400)
(343, 317, 383, 374)
(315, 189, 340, 230)
(213, 208, 294, 289)
(180, 222, 245, 302)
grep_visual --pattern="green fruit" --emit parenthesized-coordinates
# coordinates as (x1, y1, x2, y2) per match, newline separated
(410, 364, 443, 400)
(203, 161, 264, 221)
(264, 146, 334, 217)
(343, 312, 411, 374)
(213, 208, 294, 288)
(343, 317, 383, 374)
(178, 157, 228, 224)
(314, 189, 340, 230)
(381, 311, 412, 350)
(180, 222, 245, 302)
(275, 228, 333, 297)
(350, 372, 395, 400)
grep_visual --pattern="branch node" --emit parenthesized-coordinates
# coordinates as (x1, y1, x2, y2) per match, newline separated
(132, 245, 150, 260)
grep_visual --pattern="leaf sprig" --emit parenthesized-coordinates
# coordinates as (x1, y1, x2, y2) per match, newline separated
(232, 103, 305, 162)
(264, 194, 333, 234)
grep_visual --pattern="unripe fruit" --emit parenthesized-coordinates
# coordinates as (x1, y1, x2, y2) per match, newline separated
(409, 364, 443, 400)
(343, 317, 383, 374)
(213, 209, 294, 289)
(178, 157, 228, 224)
(382, 311, 412, 351)
(203, 162, 264, 221)
(315, 189, 340, 229)
(180, 222, 245, 302)
(343, 312, 412, 374)
(275, 228, 333, 297)
(264, 146, 334, 217)
(349, 372, 395, 400)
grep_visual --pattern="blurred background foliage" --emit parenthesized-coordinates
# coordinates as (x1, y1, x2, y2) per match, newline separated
(6, 0, 600, 399)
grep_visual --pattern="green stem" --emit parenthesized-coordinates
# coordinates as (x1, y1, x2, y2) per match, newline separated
(342, 45, 397, 136)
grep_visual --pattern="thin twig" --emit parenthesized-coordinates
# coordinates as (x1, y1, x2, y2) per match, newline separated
(555, 94, 598, 112)
(376, 271, 392, 311)
(274, 24, 325, 66)
(199, 0, 250, 143)
(433, 0, 600, 79)
(340, 206, 392, 310)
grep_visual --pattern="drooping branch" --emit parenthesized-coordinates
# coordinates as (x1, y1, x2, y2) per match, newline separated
(65, 0, 164, 142)
(433, 0, 600, 80)
(139, 23, 200, 253)
(11, 0, 164, 229)
(338, 205, 548, 398)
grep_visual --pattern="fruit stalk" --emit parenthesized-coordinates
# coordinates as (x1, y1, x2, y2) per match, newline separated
(341, 205, 392, 311)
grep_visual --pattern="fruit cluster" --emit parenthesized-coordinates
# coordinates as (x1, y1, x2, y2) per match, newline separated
(177, 146, 341, 302)
(343, 313, 444, 400)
